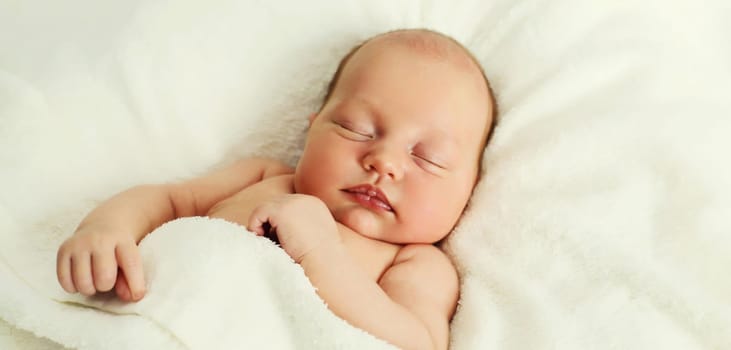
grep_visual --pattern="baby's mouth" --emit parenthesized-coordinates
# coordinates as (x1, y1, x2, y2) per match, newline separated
(342, 185, 393, 212)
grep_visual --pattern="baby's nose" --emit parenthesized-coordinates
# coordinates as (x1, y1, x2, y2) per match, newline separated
(362, 147, 405, 181)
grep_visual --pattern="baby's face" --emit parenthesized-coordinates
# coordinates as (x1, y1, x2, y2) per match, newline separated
(294, 38, 492, 244)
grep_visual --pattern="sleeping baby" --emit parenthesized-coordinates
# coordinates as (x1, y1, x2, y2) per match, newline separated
(56, 28, 497, 350)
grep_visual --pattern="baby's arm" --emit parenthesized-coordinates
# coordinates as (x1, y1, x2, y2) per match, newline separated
(303, 244, 459, 350)
(248, 194, 458, 350)
(56, 157, 291, 301)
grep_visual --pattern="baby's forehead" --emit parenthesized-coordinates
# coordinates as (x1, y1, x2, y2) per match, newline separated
(351, 31, 480, 79)
(343, 38, 489, 108)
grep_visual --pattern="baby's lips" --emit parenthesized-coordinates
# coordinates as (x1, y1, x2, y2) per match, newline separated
(343, 184, 393, 209)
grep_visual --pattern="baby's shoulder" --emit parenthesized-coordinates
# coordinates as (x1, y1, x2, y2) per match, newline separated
(380, 244, 459, 312)
(393, 244, 455, 269)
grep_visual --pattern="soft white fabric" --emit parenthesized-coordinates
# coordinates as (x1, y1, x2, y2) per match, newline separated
(68, 218, 392, 349)
(0, 216, 393, 349)
(1, 0, 730, 349)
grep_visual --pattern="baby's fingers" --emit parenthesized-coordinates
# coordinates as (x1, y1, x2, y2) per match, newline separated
(71, 252, 96, 296)
(56, 249, 76, 293)
(91, 250, 118, 292)
(115, 271, 132, 302)
(115, 242, 146, 301)
(247, 205, 273, 236)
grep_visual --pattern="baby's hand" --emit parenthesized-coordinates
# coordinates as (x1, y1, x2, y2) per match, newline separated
(56, 225, 146, 302)
(247, 194, 339, 262)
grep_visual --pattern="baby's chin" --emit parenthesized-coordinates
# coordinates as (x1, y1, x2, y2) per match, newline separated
(331, 204, 445, 245)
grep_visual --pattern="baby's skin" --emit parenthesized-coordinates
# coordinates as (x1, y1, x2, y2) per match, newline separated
(56, 29, 494, 350)
(209, 173, 400, 281)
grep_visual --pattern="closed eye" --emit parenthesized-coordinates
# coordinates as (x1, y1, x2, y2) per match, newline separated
(335, 122, 373, 141)
(412, 152, 446, 170)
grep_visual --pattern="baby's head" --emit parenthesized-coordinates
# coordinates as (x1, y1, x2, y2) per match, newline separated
(294, 29, 497, 244)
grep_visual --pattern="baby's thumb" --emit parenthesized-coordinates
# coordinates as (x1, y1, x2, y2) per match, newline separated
(115, 272, 133, 301)
(115, 242, 146, 301)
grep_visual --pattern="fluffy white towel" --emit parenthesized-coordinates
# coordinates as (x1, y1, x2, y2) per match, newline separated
(0, 216, 394, 349)
(34, 217, 393, 349)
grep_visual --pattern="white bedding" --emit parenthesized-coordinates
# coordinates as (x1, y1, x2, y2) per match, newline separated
(0, 217, 393, 349)
(2, 0, 730, 349)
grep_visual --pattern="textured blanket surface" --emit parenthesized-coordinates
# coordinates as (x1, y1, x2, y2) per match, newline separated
(1, 216, 393, 349)
(97, 218, 393, 348)
(2, 0, 730, 349)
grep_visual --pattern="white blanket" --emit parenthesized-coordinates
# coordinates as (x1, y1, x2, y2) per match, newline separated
(0, 216, 393, 349)
(2, 0, 730, 349)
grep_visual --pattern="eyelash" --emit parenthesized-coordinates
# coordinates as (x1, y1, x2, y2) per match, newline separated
(412, 152, 445, 170)
(336, 122, 373, 140)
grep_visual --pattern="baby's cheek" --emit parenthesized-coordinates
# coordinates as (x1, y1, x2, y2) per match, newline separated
(405, 202, 456, 243)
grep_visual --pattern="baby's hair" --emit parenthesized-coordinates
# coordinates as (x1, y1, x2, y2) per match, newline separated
(321, 28, 498, 148)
